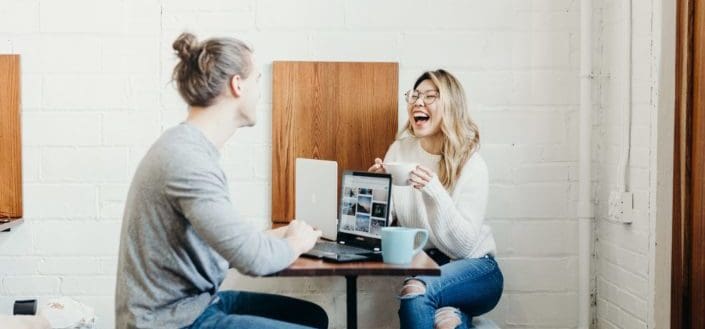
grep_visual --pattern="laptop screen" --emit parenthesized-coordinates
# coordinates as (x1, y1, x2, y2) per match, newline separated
(339, 172, 391, 239)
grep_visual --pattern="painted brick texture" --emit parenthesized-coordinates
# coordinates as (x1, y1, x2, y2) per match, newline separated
(0, 0, 655, 328)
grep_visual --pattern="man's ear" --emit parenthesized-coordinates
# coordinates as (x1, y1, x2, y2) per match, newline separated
(229, 75, 242, 97)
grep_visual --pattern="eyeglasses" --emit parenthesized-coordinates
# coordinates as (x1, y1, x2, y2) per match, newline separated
(404, 90, 439, 105)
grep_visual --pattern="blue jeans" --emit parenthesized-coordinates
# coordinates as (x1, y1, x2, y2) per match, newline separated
(398, 255, 503, 329)
(188, 291, 328, 329)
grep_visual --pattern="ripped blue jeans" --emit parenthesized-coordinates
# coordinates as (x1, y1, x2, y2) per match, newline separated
(398, 254, 503, 329)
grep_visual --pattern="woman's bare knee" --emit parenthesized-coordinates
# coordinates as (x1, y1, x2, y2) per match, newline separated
(399, 279, 426, 298)
(434, 306, 461, 329)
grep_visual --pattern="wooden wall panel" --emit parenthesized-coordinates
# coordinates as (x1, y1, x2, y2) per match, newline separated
(0, 55, 22, 219)
(673, 0, 705, 327)
(689, 0, 705, 326)
(272, 62, 398, 224)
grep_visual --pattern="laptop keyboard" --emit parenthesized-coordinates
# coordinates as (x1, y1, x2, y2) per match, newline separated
(313, 241, 370, 255)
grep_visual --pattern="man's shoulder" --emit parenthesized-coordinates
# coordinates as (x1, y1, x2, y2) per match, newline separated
(162, 124, 215, 159)
(143, 125, 219, 177)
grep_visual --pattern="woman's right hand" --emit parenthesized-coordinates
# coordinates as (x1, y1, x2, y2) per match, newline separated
(283, 219, 322, 255)
(368, 158, 385, 173)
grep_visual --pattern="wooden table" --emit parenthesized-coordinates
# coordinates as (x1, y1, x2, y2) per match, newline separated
(272, 252, 440, 329)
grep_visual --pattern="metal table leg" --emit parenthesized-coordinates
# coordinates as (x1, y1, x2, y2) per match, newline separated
(345, 275, 357, 329)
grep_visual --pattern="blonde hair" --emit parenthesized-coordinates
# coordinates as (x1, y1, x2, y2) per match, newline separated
(172, 32, 253, 107)
(401, 69, 480, 191)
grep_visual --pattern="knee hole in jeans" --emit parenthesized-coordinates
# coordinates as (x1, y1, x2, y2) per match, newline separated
(434, 306, 462, 329)
(399, 279, 426, 299)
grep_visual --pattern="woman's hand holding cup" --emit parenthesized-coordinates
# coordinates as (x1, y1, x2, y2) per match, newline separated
(409, 165, 435, 190)
(368, 158, 385, 173)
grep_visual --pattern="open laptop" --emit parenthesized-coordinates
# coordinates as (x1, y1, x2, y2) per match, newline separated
(295, 158, 392, 262)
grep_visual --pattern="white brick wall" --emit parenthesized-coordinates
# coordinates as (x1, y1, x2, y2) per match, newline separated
(594, 0, 664, 328)
(0, 1, 598, 328)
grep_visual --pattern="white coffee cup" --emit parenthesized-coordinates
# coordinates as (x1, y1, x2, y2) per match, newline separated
(384, 162, 417, 186)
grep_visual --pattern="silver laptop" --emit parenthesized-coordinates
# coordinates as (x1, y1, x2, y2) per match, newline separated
(295, 158, 338, 240)
(295, 158, 393, 262)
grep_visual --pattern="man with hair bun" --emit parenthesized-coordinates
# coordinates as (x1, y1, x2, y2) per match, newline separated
(115, 32, 328, 329)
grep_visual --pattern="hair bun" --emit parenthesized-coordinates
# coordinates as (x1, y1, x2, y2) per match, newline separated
(198, 45, 216, 74)
(173, 33, 199, 61)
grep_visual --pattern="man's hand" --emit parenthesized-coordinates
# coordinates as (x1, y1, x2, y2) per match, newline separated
(283, 220, 322, 255)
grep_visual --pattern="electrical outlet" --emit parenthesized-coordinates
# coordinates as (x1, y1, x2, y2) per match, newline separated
(620, 192, 634, 223)
(608, 191, 633, 223)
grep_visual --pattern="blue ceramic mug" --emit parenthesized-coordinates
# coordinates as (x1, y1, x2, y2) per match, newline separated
(380, 227, 429, 265)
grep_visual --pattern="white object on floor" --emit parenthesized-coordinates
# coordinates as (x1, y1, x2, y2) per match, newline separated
(0, 315, 51, 329)
(473, 316, 499, 329)
(36, 297, 95, 329)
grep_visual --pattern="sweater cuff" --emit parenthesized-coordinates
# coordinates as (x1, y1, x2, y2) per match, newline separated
(421, 176, 450, 203)
(281, 237, 298, 264)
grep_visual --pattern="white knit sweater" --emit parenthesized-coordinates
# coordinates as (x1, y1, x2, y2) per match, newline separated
(384, 137, 496, 259)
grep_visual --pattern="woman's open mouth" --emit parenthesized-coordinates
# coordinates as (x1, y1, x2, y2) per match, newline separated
(413, 112, 430, 128)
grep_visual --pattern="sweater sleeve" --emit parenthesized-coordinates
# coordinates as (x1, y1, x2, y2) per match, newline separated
(419, 156, 489, 259)
(164, 162, 296, 276)
(383, 141, 400, 224)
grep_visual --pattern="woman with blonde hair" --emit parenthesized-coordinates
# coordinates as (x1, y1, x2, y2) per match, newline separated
(369, 69, 503, 329)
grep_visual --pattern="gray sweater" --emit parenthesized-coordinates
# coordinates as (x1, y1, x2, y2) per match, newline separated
(115, 123, 295, 328)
